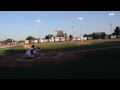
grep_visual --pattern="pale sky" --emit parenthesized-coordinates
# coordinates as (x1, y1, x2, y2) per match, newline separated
(0, 11, 119, 41)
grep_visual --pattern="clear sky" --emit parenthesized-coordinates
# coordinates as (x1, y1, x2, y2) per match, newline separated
(0, 11, 120, 41)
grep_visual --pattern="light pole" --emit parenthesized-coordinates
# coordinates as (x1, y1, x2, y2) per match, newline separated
(78, 17, 83, 43)
(75, 30, 76, 40)
(71, 26, 73, 37)
(98, 28, 101, 41)
(109, 13, 114, 34)
(78, 17, 83, 37)
(37, 19, 41, 42)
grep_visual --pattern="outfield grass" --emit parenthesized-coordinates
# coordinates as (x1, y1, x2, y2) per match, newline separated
(0, 45, 25, 57)
(0, 39, 120, 79)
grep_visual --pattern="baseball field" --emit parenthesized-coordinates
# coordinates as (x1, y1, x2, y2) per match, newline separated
(0, 39, 120, 79)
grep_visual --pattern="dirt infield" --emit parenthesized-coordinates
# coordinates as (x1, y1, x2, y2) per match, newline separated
(0, 45, 17, 49)
(0, 45, 85, 67)
(0, 49, 85, 67)
(0, 44, 120, 67)
(23, 45, 30, 51)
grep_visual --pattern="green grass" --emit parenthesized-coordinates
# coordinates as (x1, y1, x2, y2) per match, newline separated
(0, 39, 120, 79)
(40, 40, 120, 51)
(0, 45, 25, 57)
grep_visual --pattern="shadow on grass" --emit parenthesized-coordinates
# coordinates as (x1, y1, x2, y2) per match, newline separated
(0, 45, 25, 57)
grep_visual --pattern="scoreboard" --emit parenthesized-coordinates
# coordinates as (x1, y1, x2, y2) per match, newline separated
(55, 30, 66, 37)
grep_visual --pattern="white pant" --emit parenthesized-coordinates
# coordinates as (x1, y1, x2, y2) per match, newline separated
(26, 54, 34, 58)
(26, 49, 39, 58)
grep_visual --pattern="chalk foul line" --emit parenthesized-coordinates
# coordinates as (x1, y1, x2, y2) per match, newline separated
(16, 53, 64, 61)
(16, 46, 120, 61)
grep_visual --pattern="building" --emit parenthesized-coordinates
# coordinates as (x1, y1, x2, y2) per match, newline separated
(3, 38, 18, 45)
(4, 38, 17, 43)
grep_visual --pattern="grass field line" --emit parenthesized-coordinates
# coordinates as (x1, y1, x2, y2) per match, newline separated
(68, 46, 120, 53)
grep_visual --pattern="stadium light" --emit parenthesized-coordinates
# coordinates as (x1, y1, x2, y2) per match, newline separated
(109, 13, 114, 34)
(37, 20, 41, 42)
(78, 17, 83, 42)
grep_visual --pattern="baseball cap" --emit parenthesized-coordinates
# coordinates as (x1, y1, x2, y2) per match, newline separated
(32, 45, 35, 47)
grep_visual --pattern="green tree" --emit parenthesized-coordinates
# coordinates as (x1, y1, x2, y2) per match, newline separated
(45, 34, 54, 39)
(83, 34, 88, 37)
(50, 34, 54, 39)
(100, 32, 106, 39)
(114, 26, 119, 34)
(101, 32, 106, 36)
(88, 34, 92, 37)
(45, 34, 54, 42)
(26, 36, 35, 40)
(69, 34, 73, 41)
(114, 26, 120, 38)
(45, 35, 49, 39)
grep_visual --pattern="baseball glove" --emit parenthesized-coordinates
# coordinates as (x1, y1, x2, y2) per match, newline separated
(36, 47, 40, 49)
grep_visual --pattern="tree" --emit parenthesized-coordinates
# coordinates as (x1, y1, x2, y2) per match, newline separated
(88, 34, 92, 37)
(112, 32, 116, 35)
(45, 35, 49, 39)
(101, 32, 106, 36)
(92, 32, 106, 39)
(45, 34, 54, 42)
(48, 34, 50, 42)
(50, 34, 54, 39)
(45, 34, 54, 39)
(113, 26, 120, 38)
(26, 36, 35, 40)
(83, 34, 88, 37)
(114, 26, 119, 34)
(69, 34, 73, 41)
(69, 34, 73, 38)
(64, 33, 67, 38)
(92, 33, 98, 39)
(100, 32, 106, 39)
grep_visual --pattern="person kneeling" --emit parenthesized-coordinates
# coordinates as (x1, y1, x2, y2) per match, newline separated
(26, 45, 35, 59)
